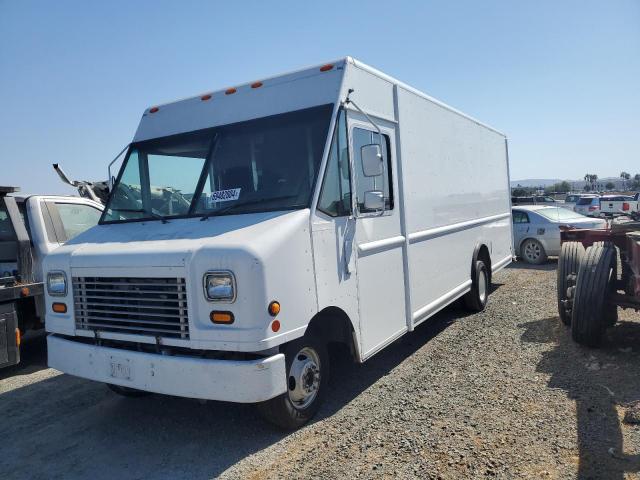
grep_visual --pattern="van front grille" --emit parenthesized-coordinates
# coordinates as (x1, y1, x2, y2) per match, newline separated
(73, 277, 189, 339)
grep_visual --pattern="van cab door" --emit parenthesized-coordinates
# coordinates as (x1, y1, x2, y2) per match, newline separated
(347, 111, 406, 359)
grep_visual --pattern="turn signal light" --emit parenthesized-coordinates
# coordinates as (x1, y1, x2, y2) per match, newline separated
(271, 320, 281, 332)
(52, 302, 67, 313)
(15, 328, 21, 347)
(20, 287, 30, 297)
(210, 311, 234, 324)
(268, 301, 281, 316)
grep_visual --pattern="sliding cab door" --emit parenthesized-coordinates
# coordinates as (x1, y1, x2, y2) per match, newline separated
(348, 112, 407, 359)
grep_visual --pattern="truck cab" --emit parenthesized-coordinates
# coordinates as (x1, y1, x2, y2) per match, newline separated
(0, 188, 102, 368)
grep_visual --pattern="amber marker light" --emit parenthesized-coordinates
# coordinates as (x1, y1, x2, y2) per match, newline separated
(225, 88, 237, 95)
(251, 81, 263, 89)
(210, 311, 234, 324)
(149, 106, 159, 113)
(271, 320, 281, 333)
(201, 94, 212, 101)
(15, 328, 21, 347)
(52, 302, 67, 314)
(268, 301, 281, 316)
(20, 287, 30, 297)
(319, 64, 334, 72)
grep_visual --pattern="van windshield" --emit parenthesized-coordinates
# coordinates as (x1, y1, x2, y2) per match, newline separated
(101, 104, 333, 223)
(577, 197, 598, 205)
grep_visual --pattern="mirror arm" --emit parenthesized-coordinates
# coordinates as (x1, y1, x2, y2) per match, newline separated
(345, 89, 386, 216)
(345, 89, 383, 139)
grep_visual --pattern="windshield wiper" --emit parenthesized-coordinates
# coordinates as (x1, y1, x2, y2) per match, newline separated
(110, 208, 170, 223)
(200, 195, 299, 221)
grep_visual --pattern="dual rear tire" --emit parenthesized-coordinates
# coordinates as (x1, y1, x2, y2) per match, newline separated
(557, 241, 585, 325)
(570, 242, 618, 347)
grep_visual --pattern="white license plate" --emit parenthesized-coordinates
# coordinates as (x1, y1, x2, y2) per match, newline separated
(109, 357, 133, 380)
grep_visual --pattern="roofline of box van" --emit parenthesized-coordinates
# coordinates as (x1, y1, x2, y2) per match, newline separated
(346, 57, 506, 137)
(139, 56, 506, 138)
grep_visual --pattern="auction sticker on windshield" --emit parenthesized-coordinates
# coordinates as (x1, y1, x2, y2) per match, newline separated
(208, 188, 241, 205)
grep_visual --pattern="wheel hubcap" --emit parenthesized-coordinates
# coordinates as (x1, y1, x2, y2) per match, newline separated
(288, 346, 321, 409)
(524, 241, 541, 261)
(478, 270, 487, 303)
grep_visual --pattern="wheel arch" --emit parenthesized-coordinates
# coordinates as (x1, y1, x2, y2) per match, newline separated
(472, 243, 492, 284)
(305, 306, 361, 362)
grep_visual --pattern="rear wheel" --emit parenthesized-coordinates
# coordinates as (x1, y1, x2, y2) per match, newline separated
(520, 238, 547, 265)
(571, 242, 617, 347)
(257, 334, 329, 430)
(463, 260, 489, 312)
(557, 241, 585, 325)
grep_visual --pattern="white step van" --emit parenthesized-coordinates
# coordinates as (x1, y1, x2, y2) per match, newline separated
(44, 58, 513, 428)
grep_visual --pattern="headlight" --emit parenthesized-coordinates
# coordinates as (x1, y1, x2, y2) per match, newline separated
(204, 271, 236, 302)
(47, 271, 67, 296)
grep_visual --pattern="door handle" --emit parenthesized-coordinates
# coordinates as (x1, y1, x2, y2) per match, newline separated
(343, 217, 355, 274)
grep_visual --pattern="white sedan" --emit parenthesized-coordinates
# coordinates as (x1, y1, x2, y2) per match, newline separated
(512, 206, 606, 264)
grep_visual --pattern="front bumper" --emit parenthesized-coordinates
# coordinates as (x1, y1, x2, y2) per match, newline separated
(47, 335, 286, 403)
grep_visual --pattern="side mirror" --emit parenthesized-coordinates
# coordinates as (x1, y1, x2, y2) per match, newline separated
(361, 144, 383, 177)
(364, 190, 384, 211)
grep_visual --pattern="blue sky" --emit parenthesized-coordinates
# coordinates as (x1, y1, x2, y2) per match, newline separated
(1, 0, 638, 194)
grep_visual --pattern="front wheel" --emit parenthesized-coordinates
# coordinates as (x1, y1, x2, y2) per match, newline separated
(257, 335, 329, 430)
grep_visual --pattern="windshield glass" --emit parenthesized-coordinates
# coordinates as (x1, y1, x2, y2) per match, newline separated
(102, 104, 333, 223)
(536, 207, 586, 221)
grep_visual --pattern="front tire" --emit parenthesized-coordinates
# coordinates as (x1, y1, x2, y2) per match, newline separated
(257, 334, 329, 430)
(520, 238, 547, 265)
(571, 242, 617, 347)
(557, 241, 585, 325)
(463, 260, 489, 312)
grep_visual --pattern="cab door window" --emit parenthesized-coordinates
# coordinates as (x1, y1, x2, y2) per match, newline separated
(352, 127, 394, 214)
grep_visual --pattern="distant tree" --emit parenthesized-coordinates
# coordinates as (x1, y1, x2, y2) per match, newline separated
(583, 184, 592, 192)
(605, 181, 615, 190)
(632, 174, 640, 191)
(620, 171, 631, 190)
(512, 187, 530, 197)
(584, 173, 598, 190)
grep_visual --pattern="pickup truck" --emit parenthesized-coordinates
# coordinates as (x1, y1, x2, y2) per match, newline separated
(598, 195, 639, 217)
(1, 186, 103, 368)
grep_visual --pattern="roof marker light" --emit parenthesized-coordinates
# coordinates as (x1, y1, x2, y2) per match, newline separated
(225, 88, 237, 95)
(320, 64, 334, 72)
(251, 82, 263, 89)
(201, 94, 212, 101)
(149, 107, 159, 113)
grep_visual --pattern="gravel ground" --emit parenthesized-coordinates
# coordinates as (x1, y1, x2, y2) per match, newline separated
(1, 262, 640, 479)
